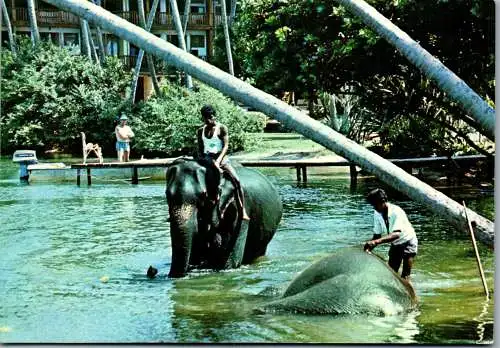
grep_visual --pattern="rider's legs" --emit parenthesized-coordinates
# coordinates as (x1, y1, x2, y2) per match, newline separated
(220, 161, 250, 221)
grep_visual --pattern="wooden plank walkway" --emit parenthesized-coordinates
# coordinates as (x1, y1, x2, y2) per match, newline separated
(67, 154, 491, 185)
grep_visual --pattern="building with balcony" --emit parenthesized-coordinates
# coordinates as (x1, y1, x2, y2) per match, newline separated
(2, 0, 230, 100)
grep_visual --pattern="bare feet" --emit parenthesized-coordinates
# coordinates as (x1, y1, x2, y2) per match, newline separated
(242, 211, 250, 221)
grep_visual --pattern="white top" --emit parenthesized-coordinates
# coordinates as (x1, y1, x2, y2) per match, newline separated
(373, 202, 417, 245)
(116, 125, 134, 143)
(202, 124, 223, 154)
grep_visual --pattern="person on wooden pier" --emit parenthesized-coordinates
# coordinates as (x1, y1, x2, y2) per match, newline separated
(363, 188, 418, 280)
(197, 104, 250, 221)
(115, 114, 134, 162)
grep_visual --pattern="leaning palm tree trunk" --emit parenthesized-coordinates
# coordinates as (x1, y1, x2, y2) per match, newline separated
(220, 0, 234, 75)
(91, 0, 106, 61)
(229, 0, 236, 25)
(1, 0, 16, 55)
(79, 18, 91, 59)
(336, 0, 495, 141)
(138, 0, 161, 96)
(130, 0, 160, 102)
(86, 21, 100, 65)
(40, 0, 495, 248)
(181, 0, 190, 37)
(169, 0, 193, 88)
(27, 0, 40, 45)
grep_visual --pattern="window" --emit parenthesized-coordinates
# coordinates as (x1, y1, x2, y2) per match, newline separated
(190, 35, 205, 48)
(167, 34, 179, 47)
(40, 32, 60, 43)
(130, 44, 139, 56)
(190, 5, 205, 14)
(63, 33, 79, 46)
(1, 31, 8, 48)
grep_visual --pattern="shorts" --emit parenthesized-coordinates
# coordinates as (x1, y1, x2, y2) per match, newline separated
(203, 153, 229, 165)
(116, 141, 130, 152)
(389, 238, 418, 261)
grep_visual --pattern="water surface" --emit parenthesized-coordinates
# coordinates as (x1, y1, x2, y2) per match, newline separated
(0, 159, 494, 343)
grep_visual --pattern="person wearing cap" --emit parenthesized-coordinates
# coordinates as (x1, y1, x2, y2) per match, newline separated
(197, 104, 250, 221)
(115, 114, 134, 162)
(363, 188, 418, 280)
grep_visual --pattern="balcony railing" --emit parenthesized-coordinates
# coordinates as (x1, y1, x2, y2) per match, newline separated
(12, 8, 80, 26)
(7, 8, 228, 29)
(112, 11, 211, 27)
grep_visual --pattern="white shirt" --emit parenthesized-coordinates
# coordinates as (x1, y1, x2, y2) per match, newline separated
(116, 125, 134, 142)
(373, 202, 417, 245)
(202, 124, 223, 154)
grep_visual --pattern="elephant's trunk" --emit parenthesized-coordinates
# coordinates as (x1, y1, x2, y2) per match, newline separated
(168, 203, 198, 278)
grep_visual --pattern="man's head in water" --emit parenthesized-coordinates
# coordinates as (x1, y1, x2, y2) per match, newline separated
(366, 188, 388, 213)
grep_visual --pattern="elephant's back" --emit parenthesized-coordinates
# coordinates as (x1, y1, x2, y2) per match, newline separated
(237, 166, 283, 221)
(283, 248, 416, 303)
(259, 248, 417, 315)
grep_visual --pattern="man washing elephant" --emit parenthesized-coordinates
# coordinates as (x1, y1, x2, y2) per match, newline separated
(197, 104, 250, 221)
(363, 189, 418, 280)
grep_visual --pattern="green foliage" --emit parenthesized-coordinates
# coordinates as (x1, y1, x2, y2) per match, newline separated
(131, 80, 265, 156)
(1, 38, 131, 154)
(232, 0, 494, 157)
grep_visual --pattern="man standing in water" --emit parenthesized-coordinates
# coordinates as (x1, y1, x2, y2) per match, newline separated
(363, 188, 418, 280)
(115, 114, 134, 162)
(197, 105, 250, 221)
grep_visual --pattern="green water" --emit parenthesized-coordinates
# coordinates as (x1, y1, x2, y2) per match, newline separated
(0, 159, 494, 343)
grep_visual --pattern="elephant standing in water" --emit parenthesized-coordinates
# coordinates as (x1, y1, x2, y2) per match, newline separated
(165, 158, 283, 278)
(258, 248, 418, 315)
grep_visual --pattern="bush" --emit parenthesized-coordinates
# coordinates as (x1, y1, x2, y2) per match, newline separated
(131, 80, 265, 157)
(0, 38, 131, 155)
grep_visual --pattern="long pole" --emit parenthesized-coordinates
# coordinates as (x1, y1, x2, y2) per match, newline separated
(463, 201, 489, 298)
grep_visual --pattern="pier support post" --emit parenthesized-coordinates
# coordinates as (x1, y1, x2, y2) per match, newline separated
(301, 166, 307, 183)
(296, 166, 301, 182)
(132, 167, 139, 184)
(77, 169, 81, 186)
(349, 163, 358, 190)
(87, 168, 92, 186)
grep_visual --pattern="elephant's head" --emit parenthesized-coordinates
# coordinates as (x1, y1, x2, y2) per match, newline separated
(165, 158, 234, 277)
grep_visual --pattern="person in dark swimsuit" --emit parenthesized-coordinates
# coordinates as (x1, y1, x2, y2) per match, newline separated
(196, 105, 250, 221)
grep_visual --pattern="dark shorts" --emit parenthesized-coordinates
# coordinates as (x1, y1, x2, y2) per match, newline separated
(389, 239, 418, 261)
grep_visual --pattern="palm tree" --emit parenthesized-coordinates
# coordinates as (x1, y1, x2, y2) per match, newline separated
(1, 0, 16, 55)
(229, 0, 236, 25)
(220, 0, 234, 75)
(138, 0, 161, 96)
(91, 0, 106, 62)
(130, 0, 160, 102)
(79, 18, 91, 59)
(26, 0, 40, 45)
(182, 0, 191, 36)
(86, 21, 100, 65)
(336, 0, 495, 141)
(169, 0, 193, 88)
(40, 0, 495, 247)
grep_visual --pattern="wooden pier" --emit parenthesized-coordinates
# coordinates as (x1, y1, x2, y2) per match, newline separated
(67, 154, 492, 186)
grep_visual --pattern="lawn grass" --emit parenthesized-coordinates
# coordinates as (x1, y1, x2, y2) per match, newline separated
(234, 132, 335, 160)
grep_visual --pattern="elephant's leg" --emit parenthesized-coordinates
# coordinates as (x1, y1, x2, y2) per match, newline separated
(216, 204, 248, 269)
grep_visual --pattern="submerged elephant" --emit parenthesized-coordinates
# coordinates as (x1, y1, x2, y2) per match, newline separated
(165, 158, 283, 278)
(258, 248, 418, 315)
